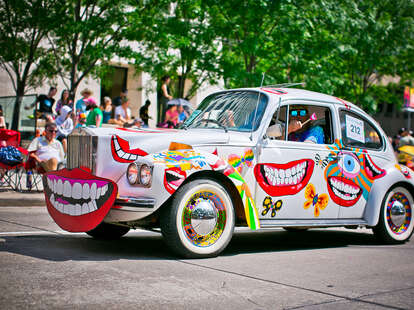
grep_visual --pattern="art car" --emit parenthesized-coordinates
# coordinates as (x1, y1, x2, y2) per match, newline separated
(43, 87, 414, 258)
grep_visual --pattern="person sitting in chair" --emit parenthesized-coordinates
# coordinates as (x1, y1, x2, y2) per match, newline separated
(27, 122, 65, 172)
(288, 106, 324, 144)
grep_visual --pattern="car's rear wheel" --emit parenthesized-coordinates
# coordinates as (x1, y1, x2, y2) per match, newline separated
(161, 178, 235, 258)
(86, 222, 130, 239)
(373, 186, 414, 244)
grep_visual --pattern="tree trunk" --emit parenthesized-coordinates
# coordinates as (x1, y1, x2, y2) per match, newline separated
(11, 86, 25, 131)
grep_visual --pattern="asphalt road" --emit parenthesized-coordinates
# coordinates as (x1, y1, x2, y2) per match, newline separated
(0, 206, 413, 310)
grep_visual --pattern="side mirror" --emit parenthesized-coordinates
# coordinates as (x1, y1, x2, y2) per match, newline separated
(266, 124, 283, 138)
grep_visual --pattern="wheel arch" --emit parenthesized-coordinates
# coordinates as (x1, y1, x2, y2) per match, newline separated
(365, 169, 414, 226)
(176, 170, 247, 227)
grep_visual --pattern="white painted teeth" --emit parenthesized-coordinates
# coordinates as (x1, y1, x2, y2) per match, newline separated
(167, 170, 184, 179)
(114, 137, 139, 161)
(46, 177, 110, 215)
(49, 193, 100, 216)
(329, 178, 360, 200)
(264, 162, 307, 186)
(366, 156, 381, 175)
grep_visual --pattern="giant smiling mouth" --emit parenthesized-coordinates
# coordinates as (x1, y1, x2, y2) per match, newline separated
(327, 176, 361, 207)
(364, 153, 386, 179)
(43, 168, 117, 232)
(254, 159, 314, 196)
(111, 135, 148, 163)
(164, 167, 186, 194)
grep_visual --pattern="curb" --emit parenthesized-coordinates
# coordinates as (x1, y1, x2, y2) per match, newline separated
(0, 191, 45, 207)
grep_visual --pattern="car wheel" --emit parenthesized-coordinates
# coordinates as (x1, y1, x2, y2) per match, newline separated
(373, 186, 414, 244)
(86, 222, 130, 239)
(161, 178, 235, 258)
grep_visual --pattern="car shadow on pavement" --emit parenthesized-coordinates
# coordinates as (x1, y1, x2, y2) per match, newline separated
(0, 228, 384, 262)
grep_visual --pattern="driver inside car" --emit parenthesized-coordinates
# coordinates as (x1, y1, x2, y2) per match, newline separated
(288, 106, 324, 144)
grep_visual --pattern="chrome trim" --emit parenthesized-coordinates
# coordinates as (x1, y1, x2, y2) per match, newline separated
(115, 197, 155, 209)
(191, 199, 218, 235)
(390, 201, 406, 227)
(67, 129, 97, 172)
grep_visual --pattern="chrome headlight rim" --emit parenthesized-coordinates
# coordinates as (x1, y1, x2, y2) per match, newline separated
(139, 164, 153, 187)
(127, 162, 139, 185)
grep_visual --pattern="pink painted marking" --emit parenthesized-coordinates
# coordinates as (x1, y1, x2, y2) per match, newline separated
(47, 174, 108, 187)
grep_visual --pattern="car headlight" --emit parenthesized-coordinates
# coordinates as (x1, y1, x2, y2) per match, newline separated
(139, 164, 152, 186)
(127, 163, 139, 184)
(127, 162, 153, 187)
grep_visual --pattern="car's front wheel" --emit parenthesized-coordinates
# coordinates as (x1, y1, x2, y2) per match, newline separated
(373, 186, 414, 244)
(161, 178, 235, 258)
(86, 222, 130, 239)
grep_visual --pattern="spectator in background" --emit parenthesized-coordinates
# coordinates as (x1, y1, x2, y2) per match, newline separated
(164, 104, 179, 128)
(157, 75, 172, 122)
(177, 104, 188, 125)
(55, 105, 74, 153)
(114, 97, 132, 125)
(75, 112, 87, 129)
(139, 99, 151, 128)
(55, 89, 72, 116)
(28, 122, 65, 172)
(76, 88, 92, 115)
(85, 98, 102, 127)
(26, 86, 57, 122)
(101, 96, 113, 124)
(112, 89, 128, 107)
(399, 128, 414, 147)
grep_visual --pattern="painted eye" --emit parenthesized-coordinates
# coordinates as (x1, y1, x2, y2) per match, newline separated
(338, 152, 360, 178)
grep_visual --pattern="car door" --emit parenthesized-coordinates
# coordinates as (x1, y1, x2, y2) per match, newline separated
(255, 101, 341, 220)
(330, 109, 387, 219)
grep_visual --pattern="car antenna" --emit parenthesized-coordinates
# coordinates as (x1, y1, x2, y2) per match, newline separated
(261, 82, 306, 88)
(250, 73, 266, 141)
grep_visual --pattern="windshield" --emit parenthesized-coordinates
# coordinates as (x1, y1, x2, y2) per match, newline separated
(183, 91, 268, 132)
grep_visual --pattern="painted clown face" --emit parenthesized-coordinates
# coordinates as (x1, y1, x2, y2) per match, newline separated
(324, 140, 385, 207)
(42, 168, 117, 232)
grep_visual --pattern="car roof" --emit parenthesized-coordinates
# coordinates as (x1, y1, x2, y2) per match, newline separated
(227, 87, 364, 114)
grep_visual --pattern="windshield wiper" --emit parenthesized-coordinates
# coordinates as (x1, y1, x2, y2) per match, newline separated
(194, 119, 228, 133)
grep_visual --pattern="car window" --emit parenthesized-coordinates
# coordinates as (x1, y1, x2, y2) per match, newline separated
(339, 110, 382, 149)
(269, 104, 333, 144)
(268, 106, 287, 140)
(184, 91, 268, 132)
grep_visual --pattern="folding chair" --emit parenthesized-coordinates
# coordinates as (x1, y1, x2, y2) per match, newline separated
(0, 129, 28, 191)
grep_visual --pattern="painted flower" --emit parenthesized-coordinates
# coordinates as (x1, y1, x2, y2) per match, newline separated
(262, 196, 283, 217)
(304, 183, 329, 217)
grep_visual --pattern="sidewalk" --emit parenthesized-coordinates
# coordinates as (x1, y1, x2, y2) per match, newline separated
(0, 189, 45, 207)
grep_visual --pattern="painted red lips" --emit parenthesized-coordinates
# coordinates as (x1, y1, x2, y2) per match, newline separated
(164, 167, 187, 194)
(327, 176, 362, 207)
(111, 135, 148, 163)
(254, 159, 314, 196)
(42, 168, 117, 232)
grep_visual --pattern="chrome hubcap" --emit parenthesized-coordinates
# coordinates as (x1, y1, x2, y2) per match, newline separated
(191, 199, 218, 235)
(390, 200, 406, 227)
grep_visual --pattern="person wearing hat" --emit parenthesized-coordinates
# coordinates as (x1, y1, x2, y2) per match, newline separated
(112, 89, 128, 107)
(399, 127, 414, 147)
(85, 97, 103, 127)
(75, 112, 87, 128)
(76, 88, 92, 115)
(55, 105, 74, 153)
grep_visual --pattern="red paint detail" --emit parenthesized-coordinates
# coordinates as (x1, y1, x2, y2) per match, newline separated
(254, 159, 314, 196)
(111, 135, 148, 163)
(327, 176, 362, 207)
(43, 168, 117, 232)
(116, 127, 177, 133)
(164, 166, 187, 194)
(210, 158, 226, 171)
(261, 88, 288, 95)
(223, 165, 235, 176)
(212, 148, 218, 156)
(79, 166, 92, 173)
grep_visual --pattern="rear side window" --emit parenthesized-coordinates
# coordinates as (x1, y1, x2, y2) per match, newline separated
(339, 110, 383, 149)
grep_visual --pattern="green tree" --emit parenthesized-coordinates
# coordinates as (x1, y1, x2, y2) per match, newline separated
(0, 0, 58, 130)
(48, 0, 133, 100)
(132, 0, 220, 99)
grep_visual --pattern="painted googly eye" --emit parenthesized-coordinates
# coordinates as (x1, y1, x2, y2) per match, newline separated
(338, 152, 360, 179)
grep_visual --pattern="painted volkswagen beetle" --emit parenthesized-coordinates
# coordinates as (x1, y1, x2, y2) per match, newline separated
(43, 87, 414, 258)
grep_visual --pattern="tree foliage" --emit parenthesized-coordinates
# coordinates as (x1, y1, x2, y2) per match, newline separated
(48, 0, 133, 98)
(0, 0, 59, 129)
